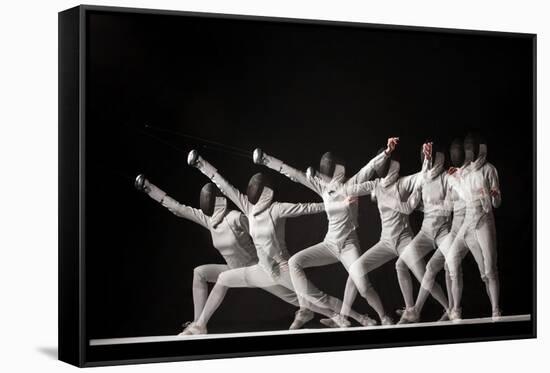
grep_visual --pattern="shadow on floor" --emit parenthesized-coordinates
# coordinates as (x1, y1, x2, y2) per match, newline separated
(36, 346, 58, 360)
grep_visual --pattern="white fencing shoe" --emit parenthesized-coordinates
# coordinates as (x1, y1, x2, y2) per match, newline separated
(358, 314, 378, 327)
(449, 308, 462, 323)
(320, 314, 351, 328)
(178, 321, 207, 336)
(398, 308, 420, 324)
(289, 308, 315, 330)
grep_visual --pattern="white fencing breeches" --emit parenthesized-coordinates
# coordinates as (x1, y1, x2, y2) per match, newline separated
(447, 212, 499, 312)
(347, 232, 412, 318)
(288, 235, 364, 322)
(192, 264, 230, 321)
(196, 264, 339, 327)
(396, 230, 449, 311)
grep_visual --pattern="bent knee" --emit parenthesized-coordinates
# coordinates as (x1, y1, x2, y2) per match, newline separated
(215, 272, 232, 287)
(447, 263, 462, 278)
(349, 261, 365, 280)
(484, 269, 498, 282)
(288, 254, 304, 270)
(193, 266, 208, 281)
(395, 258, 408, 272)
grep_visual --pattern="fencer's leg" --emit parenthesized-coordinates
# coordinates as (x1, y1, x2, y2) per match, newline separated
(446, 236, 468, 320)
(474, 215, 500, 316)
(417, 266, 448, 310)
(481, 218, 500, 315)
(468, 239, 491, 299)
(395, 234, 423, 311)
(191, 264, 229, 321)
(260, 282, 320, 329)
(416, 232, 454, 318)
(338, 240, 374, 324)
(340, 275, 358, 320)
(261, 285, 300, 307)
(348, 240, 396, 322)
(195, 265, 274, 330)
(444, 264, 454, 312)
(275, 268, 341, 326)
(398, 235, 448, 313)
(415, 249, 446, 314)
(288, 243, 340, 312)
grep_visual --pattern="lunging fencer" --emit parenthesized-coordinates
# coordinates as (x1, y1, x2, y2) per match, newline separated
(254, 138, 399, 327)
(185, 150, 363, 334)
(134, 177, 300, 335)
(445, 134, 502, 321)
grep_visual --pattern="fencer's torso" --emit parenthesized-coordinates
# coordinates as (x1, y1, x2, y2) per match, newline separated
(419, 173, 452, 238)
(247, 204, 289, 273)
(453, 162, 500, 229)
(449, 187, 466, 236)
(204, 165, 325, 277)
(321, 184, 359, 245)
(268, 150, 389, 248)
(161, 197, 258, 269)
(375, 181, 414, 243)
(208, 210, 257, 269)
(246, 202, 324, 276)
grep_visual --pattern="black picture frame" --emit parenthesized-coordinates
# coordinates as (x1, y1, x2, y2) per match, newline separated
(59, 5, 536, 367)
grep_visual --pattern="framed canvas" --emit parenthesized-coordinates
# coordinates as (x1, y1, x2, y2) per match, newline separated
(59, 5, 536, 367)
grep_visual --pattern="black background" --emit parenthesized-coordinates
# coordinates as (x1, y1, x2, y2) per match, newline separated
(85, 10, 534, 339)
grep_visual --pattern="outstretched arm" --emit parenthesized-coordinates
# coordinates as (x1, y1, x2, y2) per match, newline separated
(344, 179, 379, 197)
(273, 202, 325, 219)
(134, 175, 209, 228)
(253, 149, 323, 195)
(187, 150, 252, 215)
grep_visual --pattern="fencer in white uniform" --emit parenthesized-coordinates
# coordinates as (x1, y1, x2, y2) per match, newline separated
(395, 143, 453, 323)
(343, 143, 434, 324)
(446, 134, 502, 321)
(401, 139, 468, 323)
(184, 151, 354, 334)
(254, 138, 398, 327)
(134, 176, 300, 335)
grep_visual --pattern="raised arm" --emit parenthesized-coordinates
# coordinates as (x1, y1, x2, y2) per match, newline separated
(272, 202, 325, 219)
(346, 137, 399, 185)
(187, 150, 252, 215)
(253, 149, 323, 195)
(347, 148, 391, 185)
(134, 175, 209, 228)
(399, 142, 432, 193)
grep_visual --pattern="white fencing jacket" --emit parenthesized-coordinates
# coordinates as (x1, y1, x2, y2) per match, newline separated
(263, 151, 390, 249)
(197, 161, 325, 277)
(161, 196, 258, 269)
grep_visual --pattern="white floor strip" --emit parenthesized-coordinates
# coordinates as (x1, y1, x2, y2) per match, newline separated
(90, 314, 530, 346)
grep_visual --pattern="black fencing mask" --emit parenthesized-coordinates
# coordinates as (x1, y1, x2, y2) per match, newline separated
(320, 152, 345, 181)
(449, 138, 465, 167)
(464, 132, 481, 163)
(200, 183, 220, 216)
(247, 173, 273, 204)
